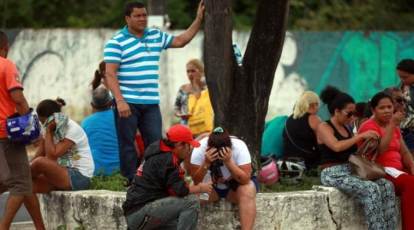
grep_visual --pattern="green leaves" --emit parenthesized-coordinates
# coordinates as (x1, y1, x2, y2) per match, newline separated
(1, 0, 414, 30)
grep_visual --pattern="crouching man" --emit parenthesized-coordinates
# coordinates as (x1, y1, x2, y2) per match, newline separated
(123, 124, 212, 230)
(190, 127, 257, 230)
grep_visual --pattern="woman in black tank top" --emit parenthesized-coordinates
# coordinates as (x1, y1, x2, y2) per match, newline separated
(317, 86, 397, 230)
(282, 91, 321, 170)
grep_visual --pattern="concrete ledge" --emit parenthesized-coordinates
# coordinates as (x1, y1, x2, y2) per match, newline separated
(10, 221, 34, 230)
(39, 187, 400, 230)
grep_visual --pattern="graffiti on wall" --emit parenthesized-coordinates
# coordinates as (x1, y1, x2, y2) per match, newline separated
(265, 31, 414, 118)
(4, 30, 414, 122)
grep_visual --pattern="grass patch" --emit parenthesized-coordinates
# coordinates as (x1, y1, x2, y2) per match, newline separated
(90, 172, 127, 192)
(260, 175, 321, 193)
(260, 169, 321, 192)
(89, 171, 322, 193)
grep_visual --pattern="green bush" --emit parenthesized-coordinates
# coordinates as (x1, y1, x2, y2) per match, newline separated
(90, 172, 127, 192)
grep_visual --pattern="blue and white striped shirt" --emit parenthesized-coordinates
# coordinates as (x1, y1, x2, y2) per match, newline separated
(103, 26, 174, 104)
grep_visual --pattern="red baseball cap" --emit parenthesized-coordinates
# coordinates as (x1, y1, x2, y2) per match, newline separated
(166, 124, 200, 147)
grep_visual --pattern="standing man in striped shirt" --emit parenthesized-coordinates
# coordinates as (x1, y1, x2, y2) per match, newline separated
(104, 1, 205, 183)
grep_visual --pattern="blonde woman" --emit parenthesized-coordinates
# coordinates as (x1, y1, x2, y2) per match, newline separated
(282, 91, 322, 169)
(174, 59, 213, 136)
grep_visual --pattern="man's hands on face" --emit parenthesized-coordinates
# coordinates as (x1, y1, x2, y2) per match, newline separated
(218, 147, 232, 163)
(204, 147, 219, 166)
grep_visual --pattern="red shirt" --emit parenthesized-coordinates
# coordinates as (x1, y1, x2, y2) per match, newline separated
(358, 118, 403, 170)
(0, 57, 23, 138)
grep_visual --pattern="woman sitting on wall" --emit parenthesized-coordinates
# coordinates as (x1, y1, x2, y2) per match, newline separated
(358, 91, 414, 230)
(317, 86, 396, 230)
(282, 91, 322, 170)
(21, 98, 94, 227)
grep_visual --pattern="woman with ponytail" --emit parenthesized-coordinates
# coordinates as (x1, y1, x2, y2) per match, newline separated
(18, 98, 95, 228)
(317, 86, 396, 230)
(32, 97, 94, 189)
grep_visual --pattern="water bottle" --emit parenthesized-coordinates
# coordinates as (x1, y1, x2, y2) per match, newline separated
(232, 44, 243, 66)
(199, 172, 211, 201)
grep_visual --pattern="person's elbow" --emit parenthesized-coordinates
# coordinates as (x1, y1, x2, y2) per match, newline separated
(171, 36, 188, 48)
(237, 175, 251, 185)
(9, 89, 29, 114)
(235, 171, 251, 185)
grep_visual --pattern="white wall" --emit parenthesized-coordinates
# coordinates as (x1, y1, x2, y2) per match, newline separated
(9, 29, 303, 130)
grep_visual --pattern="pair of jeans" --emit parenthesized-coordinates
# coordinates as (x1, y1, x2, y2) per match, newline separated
(126, 195, 199, 230)
(115, 103, 162, 182)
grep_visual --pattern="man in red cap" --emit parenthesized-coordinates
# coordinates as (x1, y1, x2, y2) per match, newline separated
(123, 124, 212, 230)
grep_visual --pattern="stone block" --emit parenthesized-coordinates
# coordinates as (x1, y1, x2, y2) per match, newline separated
(39, 187, 401, 230)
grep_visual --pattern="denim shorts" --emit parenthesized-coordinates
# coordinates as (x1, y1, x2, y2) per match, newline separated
(213, 177, 259, 198)
(67, 168, 91, 191)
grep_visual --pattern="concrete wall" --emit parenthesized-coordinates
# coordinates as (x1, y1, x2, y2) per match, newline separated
(5, 30, 413, 127)
(39, 186, 401, 230)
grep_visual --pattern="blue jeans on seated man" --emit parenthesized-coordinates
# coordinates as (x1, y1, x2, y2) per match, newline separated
(115, 103, 162, 183)
(126, 195, 199, 230)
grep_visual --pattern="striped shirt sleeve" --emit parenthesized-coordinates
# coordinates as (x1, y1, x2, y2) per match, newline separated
(103, 39, 122, 63)
(160, 30, 174, 50)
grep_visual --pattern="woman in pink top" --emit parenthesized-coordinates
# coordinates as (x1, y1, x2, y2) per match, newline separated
(359, 91, 414, 230)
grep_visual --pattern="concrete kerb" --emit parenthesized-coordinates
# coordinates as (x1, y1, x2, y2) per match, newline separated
(39, 187, 401, 230)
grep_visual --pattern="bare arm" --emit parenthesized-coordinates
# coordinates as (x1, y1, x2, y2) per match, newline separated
(170, 1, 204, 48)
(9, 89, 29, 115)
(221, 147, 251, 185)
(190, 147, 218, 184)
(189, 182, 212, 194)
(105, 63, 131, 117)
(44, 130, 74, 159)
(224, 162, 251, 185)
(31, 137, 45, 161)
(105, 63, 122, 102)
(377, 122, 395, 154)
(308, 114, 322, 131)
(317, 122, 377, 152)
(377, 112, 403, 154)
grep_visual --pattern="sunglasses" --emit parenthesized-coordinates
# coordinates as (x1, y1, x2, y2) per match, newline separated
(343, 110, 356, 118)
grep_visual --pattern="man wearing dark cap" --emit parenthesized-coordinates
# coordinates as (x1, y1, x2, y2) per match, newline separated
(81, 87, 120, 175)
(397, 59, 414, 152)
(123, 124, 212, 230)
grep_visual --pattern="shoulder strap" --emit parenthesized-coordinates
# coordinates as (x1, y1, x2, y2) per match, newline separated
(284, 120, 314, 155)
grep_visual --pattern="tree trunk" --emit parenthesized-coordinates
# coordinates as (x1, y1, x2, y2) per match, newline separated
(204, 0, 290, 168)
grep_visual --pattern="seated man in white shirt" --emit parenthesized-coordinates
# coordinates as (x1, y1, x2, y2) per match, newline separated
(190, 127, 257, 230)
